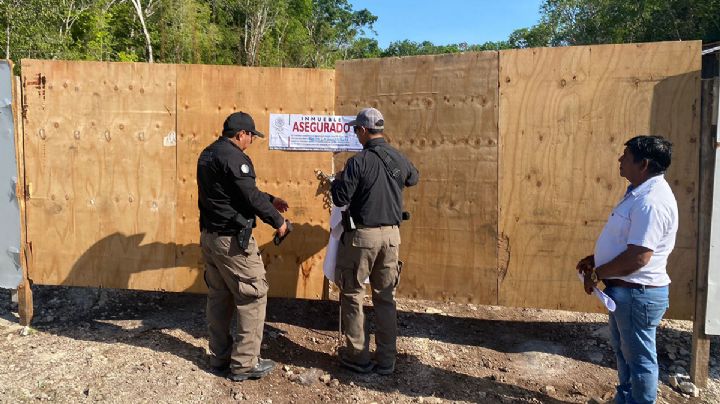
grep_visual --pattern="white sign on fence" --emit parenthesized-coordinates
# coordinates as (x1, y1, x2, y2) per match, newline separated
(268, 114, 362, 152)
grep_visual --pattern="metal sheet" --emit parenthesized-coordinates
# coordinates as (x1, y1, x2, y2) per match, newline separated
(707, 78, 720, 335)
(0, 61, 22, 289)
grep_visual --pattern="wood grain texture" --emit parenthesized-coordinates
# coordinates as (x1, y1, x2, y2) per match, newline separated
(176, 64, 335, 298)
(18, 41, 701, 315)
(21, 60, 334, 299)
(21, 59, 180, 291)
(11, 63, 34, 325)
(335, 52, 500, 304)
(498, 41, 701, 319)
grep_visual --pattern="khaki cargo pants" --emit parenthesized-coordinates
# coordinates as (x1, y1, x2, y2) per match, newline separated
(335, 225, 402, 367)
(201, 231, 268, 373)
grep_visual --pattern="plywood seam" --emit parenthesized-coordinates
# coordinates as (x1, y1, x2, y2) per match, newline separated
(174, 66, 180, 269)
(495, 49, 501, 306)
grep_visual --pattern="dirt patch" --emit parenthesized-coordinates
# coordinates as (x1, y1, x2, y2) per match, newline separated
(0, 286, 718, 403)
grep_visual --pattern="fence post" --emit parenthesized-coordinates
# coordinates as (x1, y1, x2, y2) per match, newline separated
(691, 77, 717, 387)
(12, 71, 34, 326)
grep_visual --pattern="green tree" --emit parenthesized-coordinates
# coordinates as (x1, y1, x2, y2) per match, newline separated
(1, 0, 76, 60)
(154, 0, 220, 64)
(303, 0, 377, 67)
(532, 0, 720, 46)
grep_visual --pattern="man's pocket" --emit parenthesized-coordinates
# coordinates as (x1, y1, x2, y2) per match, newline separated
(351, 228, 382, 248)
(237, 276, 269, 299)
(643, 302, 668, 327)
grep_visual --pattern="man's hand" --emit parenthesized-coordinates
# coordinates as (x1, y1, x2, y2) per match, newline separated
(273, 197, 289, 213)
(583, 272, 595, 295)
(576, 254, 595, 275)
(330, 170, 343, 183)
(276, 220, 288, 238)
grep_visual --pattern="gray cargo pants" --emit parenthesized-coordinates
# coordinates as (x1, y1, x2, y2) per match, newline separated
(201, 231, 268, 374)
(335, 225, 401, 367)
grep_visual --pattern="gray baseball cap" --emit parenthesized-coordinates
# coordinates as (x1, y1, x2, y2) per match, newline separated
(348, 107, 384, 130)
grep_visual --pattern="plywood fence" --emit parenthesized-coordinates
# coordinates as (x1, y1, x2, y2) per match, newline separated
(18, 40, 701, 318)
(497, 43, 700, 319)
(335, 52, 500, 304)
(337, 41, 700, 319)
(21, 60, 333, 299)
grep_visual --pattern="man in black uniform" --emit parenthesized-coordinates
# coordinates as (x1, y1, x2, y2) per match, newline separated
(331, 107, 419, 375)
(197, 111, 288, 381)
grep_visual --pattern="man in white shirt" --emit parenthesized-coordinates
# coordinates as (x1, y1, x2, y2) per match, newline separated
(577, 135, 678, 404)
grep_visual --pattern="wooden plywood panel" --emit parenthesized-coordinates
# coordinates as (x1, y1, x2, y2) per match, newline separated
(176, 65, 334, 298)
(498, 41, 701, 319)
(21, 60, 180, 291)
(335, 52, 499, 304)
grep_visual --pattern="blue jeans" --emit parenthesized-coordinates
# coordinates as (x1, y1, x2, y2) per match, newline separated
(605, 285, 669, 404)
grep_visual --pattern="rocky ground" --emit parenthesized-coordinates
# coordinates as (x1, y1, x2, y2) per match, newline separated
(0, 285, 718, 404)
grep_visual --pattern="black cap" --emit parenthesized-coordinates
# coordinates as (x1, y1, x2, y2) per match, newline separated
(223, 112, 264, 138)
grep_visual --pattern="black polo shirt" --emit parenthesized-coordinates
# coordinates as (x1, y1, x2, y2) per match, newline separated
(331, 137, 419, 227)
(197, 136, 284, 233)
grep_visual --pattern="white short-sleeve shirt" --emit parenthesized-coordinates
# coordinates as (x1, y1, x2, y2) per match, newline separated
(593, 175, 678, 286)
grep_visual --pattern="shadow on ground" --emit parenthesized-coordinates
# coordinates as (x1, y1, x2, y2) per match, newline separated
(0, 285, 711, 403)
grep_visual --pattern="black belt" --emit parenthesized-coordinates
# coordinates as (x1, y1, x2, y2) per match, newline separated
(603, 279, 662, 289)
(203, 229, 236, 236)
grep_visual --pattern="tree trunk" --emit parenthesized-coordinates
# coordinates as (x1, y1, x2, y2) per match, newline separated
(129, 0, 154, 63)
(241, 0, 276, 66)
(5, 25, 10, 60)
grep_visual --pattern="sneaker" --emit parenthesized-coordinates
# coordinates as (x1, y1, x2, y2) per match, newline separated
(339, 355, 373, 374)
(228, 359, 276, 381)
(374, 362, 395, 375)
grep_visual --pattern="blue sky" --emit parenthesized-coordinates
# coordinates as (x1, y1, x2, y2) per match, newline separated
(349, 0, 545, 48)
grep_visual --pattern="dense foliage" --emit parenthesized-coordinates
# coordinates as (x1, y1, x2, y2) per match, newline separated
(1, 0, 717, 67)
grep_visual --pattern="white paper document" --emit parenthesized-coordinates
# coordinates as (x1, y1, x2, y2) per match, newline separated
(322, 205, 369, 284)
(577, 273, 617, 312)
(322, 205, 346, 282)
